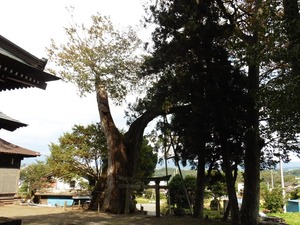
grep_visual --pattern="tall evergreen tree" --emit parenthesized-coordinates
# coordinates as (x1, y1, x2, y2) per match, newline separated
(140, 1, 247, 223)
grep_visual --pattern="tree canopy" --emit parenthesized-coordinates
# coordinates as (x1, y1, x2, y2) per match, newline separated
(47, 11, 146, 213)
(47, 12, 142, 102)
(47, 123, 108, 185)
(20, 161, 52, 195)
(47, 123, 157, 185)
(46, 0, 300, 220)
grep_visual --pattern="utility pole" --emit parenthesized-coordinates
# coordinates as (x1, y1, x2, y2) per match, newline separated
(280, 158, 286, 213)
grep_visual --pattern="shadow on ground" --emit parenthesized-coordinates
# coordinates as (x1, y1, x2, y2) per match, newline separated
(1, 205, 229, 225)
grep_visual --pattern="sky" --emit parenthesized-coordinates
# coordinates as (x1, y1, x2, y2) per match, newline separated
(0, 0, 149, 164)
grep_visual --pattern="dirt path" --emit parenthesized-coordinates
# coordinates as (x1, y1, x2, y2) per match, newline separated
(0, 204, 229, 225)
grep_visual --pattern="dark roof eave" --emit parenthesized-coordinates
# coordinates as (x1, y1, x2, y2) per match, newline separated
(0, 35, 47, 70)
(0, 53, 60, 91)
(0, 112, 28, 131)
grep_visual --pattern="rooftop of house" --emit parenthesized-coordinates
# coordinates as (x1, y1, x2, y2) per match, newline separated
(0, 138, 40, 157)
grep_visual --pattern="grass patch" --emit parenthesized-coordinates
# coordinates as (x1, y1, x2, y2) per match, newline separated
(136, 197, 152, 204)
(269, 212, 300, 225)
(203, 209, 223, 219)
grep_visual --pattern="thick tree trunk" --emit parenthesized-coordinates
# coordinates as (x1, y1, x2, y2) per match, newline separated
(95, 77, 192, 213)
(221, 139, 240, 225)
(95, 82, 184, 212)
(240, 64, 260, 225)
(283, 0, 299, 47)
(240, 1, 262, 223)
(193, 141, 206, 218)
(96, 83, 127, 213)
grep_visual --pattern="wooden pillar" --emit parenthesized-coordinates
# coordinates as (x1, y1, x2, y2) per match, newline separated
(155, 180, 160, 217)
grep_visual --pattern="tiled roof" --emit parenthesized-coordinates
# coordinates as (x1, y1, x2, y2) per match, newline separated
(0, 35, 60, 91)
(0, 138, 40, 157)
(0, 112, 27, 131)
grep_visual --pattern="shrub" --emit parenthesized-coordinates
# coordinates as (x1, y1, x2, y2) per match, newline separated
(210, 198, 221, 210)
(290, 187, 300, 199)
(143, 189, 154, 199)
(263, 187, 285, 213)
(168, 174, 196, 209)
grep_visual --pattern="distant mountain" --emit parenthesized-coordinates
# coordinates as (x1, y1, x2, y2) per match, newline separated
(154, 161, 300, 179)
(155, 167, 196, 178)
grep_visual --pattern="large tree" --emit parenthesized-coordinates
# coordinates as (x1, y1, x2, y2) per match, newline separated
(139, 1, 247, 223)
(48, 13, 143, 213)
(48, 12, 165, 213)
(216, 0, 300, 224)
(20, 161, 52, 197)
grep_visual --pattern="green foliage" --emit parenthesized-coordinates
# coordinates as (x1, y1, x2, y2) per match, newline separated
(207, 171, 227, 199)
(260, 169, 297, 190)
(47, 11, 142, 103)
(141, 0, 248, 171)
(47, 123, 157, 185)
(290, 187, 300, 200)
(160, 202, 172, 215)
(143, 189, 154, 199)
(210, 198, 221, 211)
(168, 174, 196, 209)
(262, 187, 285, 213)
(134, 139, 157, 178)
(20, 161, 52, 196)
(47, 123, 108, 184)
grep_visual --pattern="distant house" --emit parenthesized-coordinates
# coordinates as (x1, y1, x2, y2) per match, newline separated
(0, 35, 59, 204)
(36, 177, 90, 207)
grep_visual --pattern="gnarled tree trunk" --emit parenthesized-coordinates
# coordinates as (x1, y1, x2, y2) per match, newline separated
(95, 76, 192, 213)
(96, 80, 177, 212)
(96, 83, 127, 213)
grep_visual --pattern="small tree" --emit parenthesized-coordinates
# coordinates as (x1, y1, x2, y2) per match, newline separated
(207, 171, 227, 210)
(47, 123, 157, 186)
(20, 161, 52, 201)
(47, 123, 108, 185)
(168, 174, 196, 214)
(262, 187, 285, 213)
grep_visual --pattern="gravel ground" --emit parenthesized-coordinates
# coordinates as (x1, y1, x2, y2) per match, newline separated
(0, 204, 229, 225)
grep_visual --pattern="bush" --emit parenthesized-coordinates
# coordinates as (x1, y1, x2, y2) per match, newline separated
(210, 198, 221, 210)
(263, 187, 285, 213)
(160, 202, 172, 215)
(143, 189, 154, 199)
(290, 187, 300, 199)
(168, 174, 196, 209)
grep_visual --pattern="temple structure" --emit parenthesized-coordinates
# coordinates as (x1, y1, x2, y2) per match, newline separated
(0, 35, 59, 204)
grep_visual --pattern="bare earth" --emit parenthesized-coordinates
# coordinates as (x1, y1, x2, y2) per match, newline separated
(0, 204, 229, 225)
